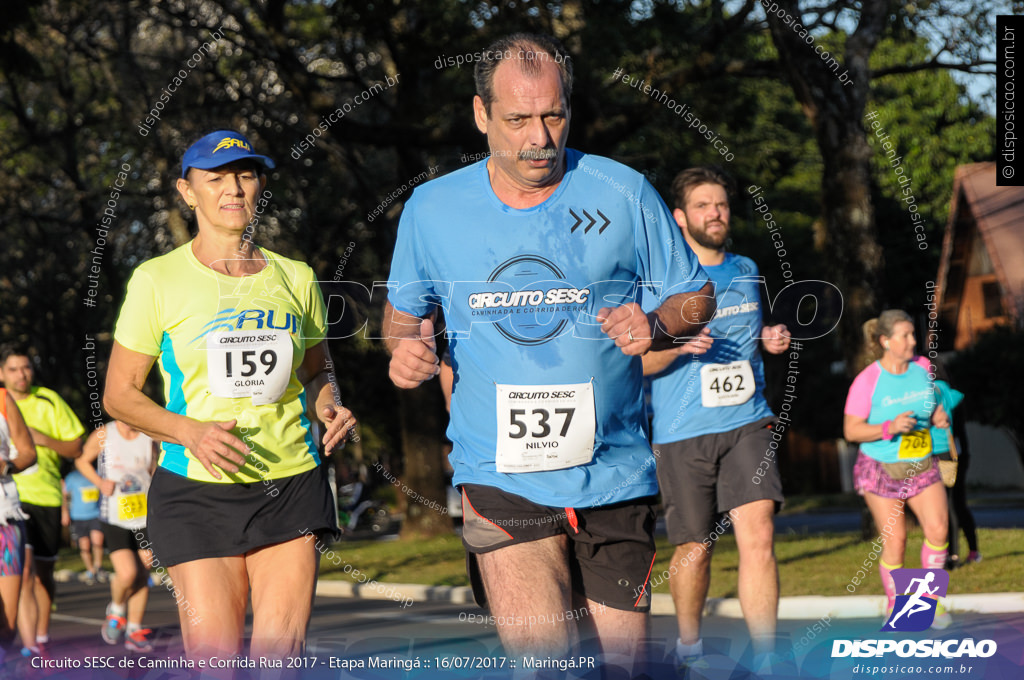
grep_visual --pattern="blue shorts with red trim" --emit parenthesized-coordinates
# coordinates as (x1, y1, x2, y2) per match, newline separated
(460, 484, 656, 612)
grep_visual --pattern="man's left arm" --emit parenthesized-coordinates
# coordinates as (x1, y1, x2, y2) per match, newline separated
(29, 428, 83, 459)
(650, 282, 716, 349)
(598, 281, 715, 356)
(30, 392, 86, 459)
(599, 178, 715, 355)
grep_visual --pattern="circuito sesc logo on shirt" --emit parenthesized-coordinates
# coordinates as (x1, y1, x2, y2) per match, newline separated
(466, 255, 591, 347)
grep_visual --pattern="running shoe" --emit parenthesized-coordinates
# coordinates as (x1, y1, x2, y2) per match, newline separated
(673, 653, 742, 680)
(751, 651, 799, 679)
(18, 647, 42, 680)
(931, 600, 953, 630)
(15, 646, 50, 680)
(102, 604, 127, 645)
(124, 628, 154, 653)
(965, 551, 982, 564)
(19, 643, 49, 666)
(82, 570, 96, 585)
(675, 654, 713, 679)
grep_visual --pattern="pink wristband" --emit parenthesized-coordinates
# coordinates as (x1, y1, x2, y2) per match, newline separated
(881, 420, 893, 441)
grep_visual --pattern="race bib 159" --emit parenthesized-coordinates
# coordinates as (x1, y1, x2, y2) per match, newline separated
(206, 330, 293, 405)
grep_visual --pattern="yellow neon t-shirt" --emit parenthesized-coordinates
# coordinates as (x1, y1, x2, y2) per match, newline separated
(12, 386, 86, 507)
(113, 243, 327, 483)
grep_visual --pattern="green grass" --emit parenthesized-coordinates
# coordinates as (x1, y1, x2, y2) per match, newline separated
(779, 492, 1024, 514)
(648, 528, 1024, 598)
(317, 534, 470, 587)
(57, 528, 1024, 598)
(304, 529, 1024, 597)
(56, 550, 113, 574)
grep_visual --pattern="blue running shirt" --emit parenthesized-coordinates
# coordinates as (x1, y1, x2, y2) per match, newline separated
(845, 356, 937, 463)
(650, 254, 774, 443)
(64, 470, 100, 521)
(388, 150, 707, 507)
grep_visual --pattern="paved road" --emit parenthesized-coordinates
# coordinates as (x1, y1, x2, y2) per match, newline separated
(773, 503, 1024, 535)
(23, 580, 1024, 679)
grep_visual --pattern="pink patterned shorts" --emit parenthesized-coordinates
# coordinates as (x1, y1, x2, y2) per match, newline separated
(853, 452, 942, 499)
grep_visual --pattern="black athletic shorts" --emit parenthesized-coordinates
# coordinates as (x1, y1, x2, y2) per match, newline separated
(102, 522, 148, 554)
(656, 416, 784, 545)
(461, 484, 657, 613)
(147, 464, 338, 568)
(21, 503, 61, 560)
(70, 517, 103, 544)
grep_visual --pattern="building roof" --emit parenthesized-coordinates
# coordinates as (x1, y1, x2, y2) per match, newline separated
(937, 162, 1024, 323)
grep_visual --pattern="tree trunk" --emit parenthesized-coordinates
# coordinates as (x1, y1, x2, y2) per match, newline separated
(397, 382, 452, 538)
(816, 109, 883, 373)
(767, 0, 892, 373)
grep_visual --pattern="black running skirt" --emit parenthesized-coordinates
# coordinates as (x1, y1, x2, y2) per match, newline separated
(146, 463, 338, 567)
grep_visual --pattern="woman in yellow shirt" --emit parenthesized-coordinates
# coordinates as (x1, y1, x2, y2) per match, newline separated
(105, 130, 356, 662)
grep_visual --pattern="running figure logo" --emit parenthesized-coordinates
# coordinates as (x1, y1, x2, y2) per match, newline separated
(882, 568, 949, 632)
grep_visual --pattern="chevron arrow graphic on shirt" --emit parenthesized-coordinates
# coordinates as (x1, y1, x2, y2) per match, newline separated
(569, 208, 583, 232)
(570, 208, 611, 234)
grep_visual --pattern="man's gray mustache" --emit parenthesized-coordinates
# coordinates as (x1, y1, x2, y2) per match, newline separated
(519, 148, 558, 161)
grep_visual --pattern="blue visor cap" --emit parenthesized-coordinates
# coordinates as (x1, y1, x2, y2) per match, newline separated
(181, 130, 276, 178)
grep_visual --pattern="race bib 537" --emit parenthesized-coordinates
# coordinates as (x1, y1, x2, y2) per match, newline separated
(494, 382, 596, 473)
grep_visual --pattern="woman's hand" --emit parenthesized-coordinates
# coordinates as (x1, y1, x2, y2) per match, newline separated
(182, 419, 249, 480)
(931, 404, 949, 429)
(300, 341, 357, 455)
(320, 405, 357, 455)
(891, 410, 917, 435)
